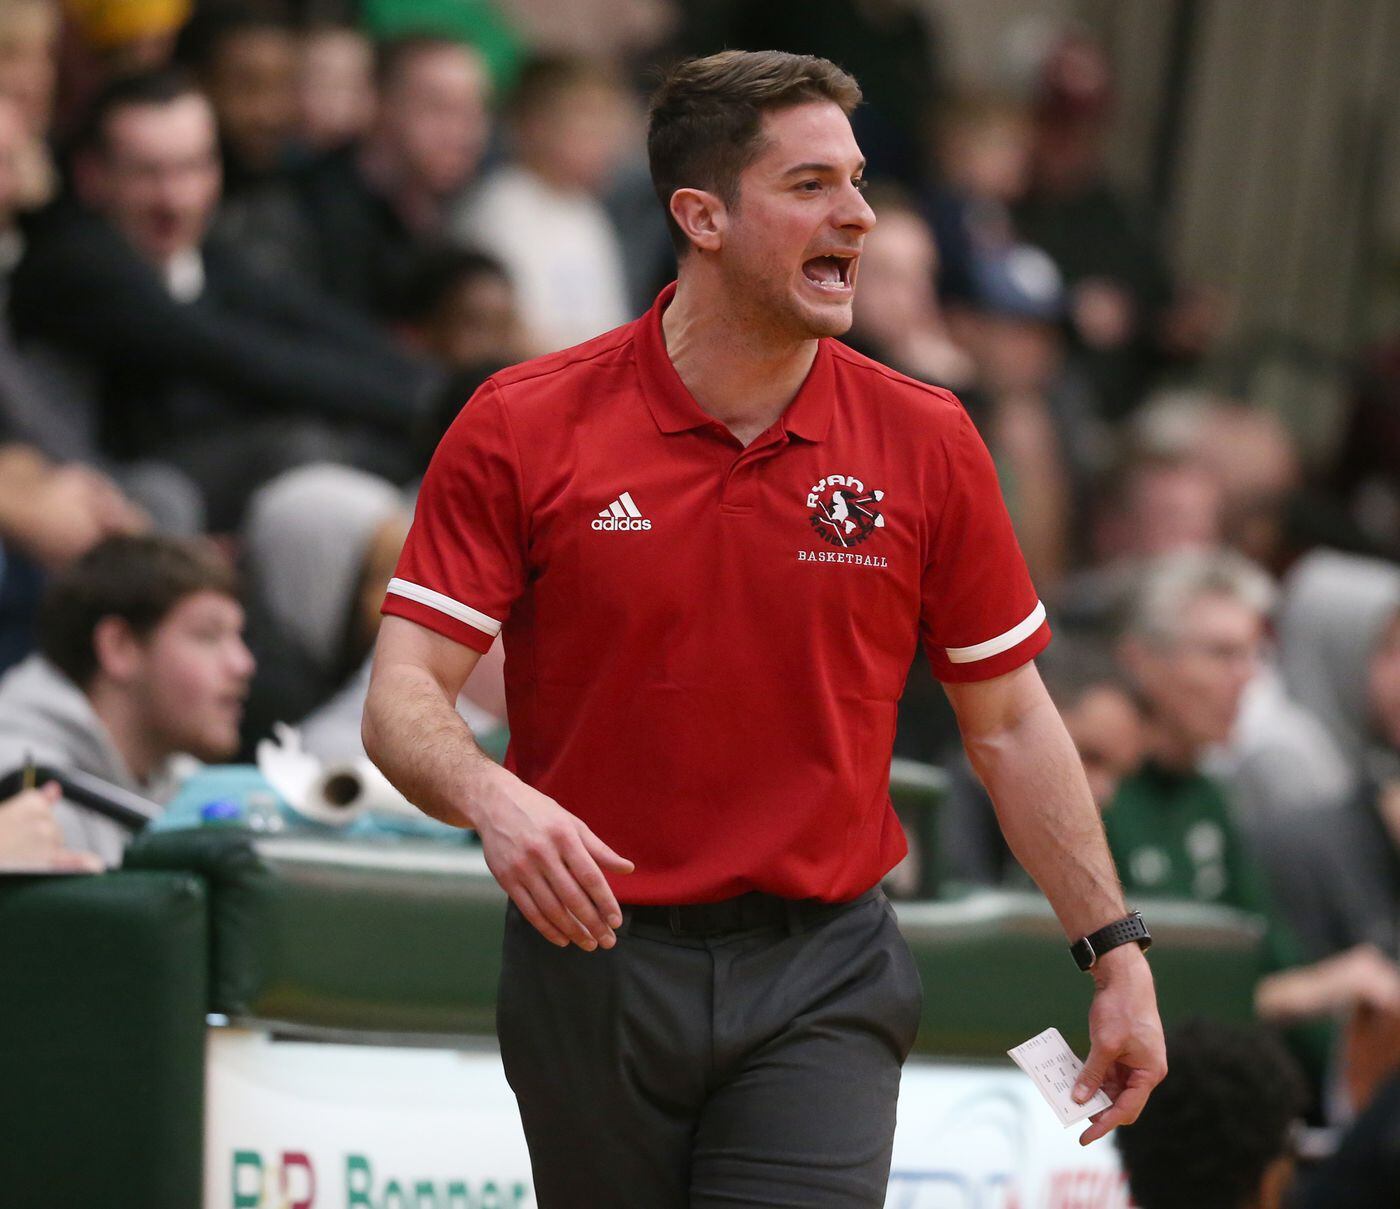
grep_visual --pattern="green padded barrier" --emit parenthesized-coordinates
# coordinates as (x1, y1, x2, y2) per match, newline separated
(894, 891, 1264, 1058)
(126, 828, 1261, 1059)
(126, 828, 507, 1035)
(0, 870, 208, 1208)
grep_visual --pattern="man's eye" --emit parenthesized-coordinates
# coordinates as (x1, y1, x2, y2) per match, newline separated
(853, 178, 868, 192)
(798, 180, 823, 192)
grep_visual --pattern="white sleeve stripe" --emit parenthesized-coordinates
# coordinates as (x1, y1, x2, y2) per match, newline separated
(945, 600, 1047, 664)
(386, 578, 502, 637)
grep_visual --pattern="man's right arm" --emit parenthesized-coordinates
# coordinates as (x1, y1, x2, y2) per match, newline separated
(363, 616, 633, 951)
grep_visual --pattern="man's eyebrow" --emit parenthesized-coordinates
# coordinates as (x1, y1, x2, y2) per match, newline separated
(781, 160, 867, 176)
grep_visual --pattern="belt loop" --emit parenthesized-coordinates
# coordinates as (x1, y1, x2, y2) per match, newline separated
(784, 899, 805, 936)
(618, 906, 634, 937)
(668, 905, 682, 935)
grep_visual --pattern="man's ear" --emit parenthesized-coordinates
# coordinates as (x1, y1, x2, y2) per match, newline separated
(92, 616, 144, 684)
(668, 187, 726, 254)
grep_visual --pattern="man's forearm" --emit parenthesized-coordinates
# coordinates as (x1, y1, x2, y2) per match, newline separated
(362, 664, 508, 830)
(962, 693, 1127, 940)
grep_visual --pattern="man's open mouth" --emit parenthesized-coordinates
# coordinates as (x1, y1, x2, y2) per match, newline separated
(802, 254, 855, 291)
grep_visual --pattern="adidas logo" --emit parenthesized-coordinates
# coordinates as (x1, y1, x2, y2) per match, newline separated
(592, 491, 652, 531)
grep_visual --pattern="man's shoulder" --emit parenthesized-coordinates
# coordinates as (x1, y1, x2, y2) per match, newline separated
(0, 656, 105, 777)
(827, 340, 967, 424)
(485, 320, 640, 405)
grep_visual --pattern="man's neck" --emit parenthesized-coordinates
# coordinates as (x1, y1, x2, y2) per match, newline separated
(661, 273, 819, 447)
(87, 681, 165, 785)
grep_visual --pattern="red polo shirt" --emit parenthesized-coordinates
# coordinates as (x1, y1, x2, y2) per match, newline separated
(384, 284, 1050, 904)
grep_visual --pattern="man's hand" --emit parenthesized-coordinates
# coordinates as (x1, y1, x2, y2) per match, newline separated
(0, 783, 104, 872)
(1073, 945, 1167, 1145)
(474, 765, 634, 951)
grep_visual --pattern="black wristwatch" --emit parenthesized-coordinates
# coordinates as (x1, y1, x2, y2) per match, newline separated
(1070, 911, 1152, 972)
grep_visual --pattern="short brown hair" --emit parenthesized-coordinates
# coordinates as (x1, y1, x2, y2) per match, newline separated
(38, 535, 239, 689)
(648, 50, 861, 255)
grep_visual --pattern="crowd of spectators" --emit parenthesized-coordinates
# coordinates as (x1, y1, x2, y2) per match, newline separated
(1, 0, 1400, 1178)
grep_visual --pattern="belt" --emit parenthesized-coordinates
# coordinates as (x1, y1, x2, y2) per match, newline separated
(624, 887, 879, 938)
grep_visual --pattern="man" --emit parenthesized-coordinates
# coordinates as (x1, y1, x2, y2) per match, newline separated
(1116, 1019, 1306, 1209)
(179, 3, 301, 198)
(10, 69, 434, 527)
(454, 56, 633, 351)
(364, 51, 1164, 1206)
(253, 36, 491, 318)
(1112, 549, 1400, 1026)
(0, 534, 254, 864)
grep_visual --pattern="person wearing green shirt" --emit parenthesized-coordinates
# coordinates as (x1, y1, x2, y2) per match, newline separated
(1114, 549, 1400, 1033)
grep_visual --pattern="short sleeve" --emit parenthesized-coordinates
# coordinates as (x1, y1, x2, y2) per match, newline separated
(382, 381, 526, 653)
(920, 407, 1050, 682)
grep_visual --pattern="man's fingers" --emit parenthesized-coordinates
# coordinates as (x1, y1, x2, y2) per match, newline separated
(560, 839, 624, 935)
(522, 871, 598, 951)
(1073, 1045, 1112, 1104)
(511, 884, 571, 948)
(48, 850, 104, 873)
(1078, 1080, 1153, 1146)
(578, 824, 634, 875)
(542, 849, 616, 948)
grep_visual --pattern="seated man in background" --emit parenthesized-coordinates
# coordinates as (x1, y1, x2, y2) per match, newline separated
(1112, 549, 1400, 1046)
(1116, 1018, 1306, 1209)
(0, 534, 254, 864)
(10, 69, 436, 529)
(253, 34, 492, 317)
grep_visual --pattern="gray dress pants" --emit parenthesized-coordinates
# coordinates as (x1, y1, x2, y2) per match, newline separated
(496, 888, 924, 1208)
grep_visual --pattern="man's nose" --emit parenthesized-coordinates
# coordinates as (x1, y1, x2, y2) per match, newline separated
(836, 182, 876, 233)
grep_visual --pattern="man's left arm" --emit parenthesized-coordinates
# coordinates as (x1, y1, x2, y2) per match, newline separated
(944, 660, 1167, 1145)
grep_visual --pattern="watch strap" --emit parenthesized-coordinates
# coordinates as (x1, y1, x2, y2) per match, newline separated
(1070, 911, 1151, 971)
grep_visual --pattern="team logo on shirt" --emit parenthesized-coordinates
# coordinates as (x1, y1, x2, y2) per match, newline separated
(806, 474, 885, 547)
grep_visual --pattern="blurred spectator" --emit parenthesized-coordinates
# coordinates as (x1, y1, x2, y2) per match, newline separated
(1131, 392, 1305, 575)
(11, 69, 435, 529)
(0, 0, 60, 137)
(0, 782, 104, 870)
(1112, 549, 1400, 1030)
(298, 22, 375, 151)
(1116, 1019, 1306, 1209)
(1056, 448, 1224, 631)
(1014, 33, 1220, 418)
(924, 92, 1032, 307)
(701, 0, 944, 189)
(0, 535, 253, 864)
(178, 2, 301, 197)
(239, 463, 505, 761)
(455, 56, 632, 351)
(392, 246, 527, 372)
(1298, 1069, 1400, 1206)
(938, 640, 1144, 889)
(258, 35, 491, 316)
(507, 0, 677, 76)
(846, 185, 975, 391)
(1279, 550, 1400, 775)
(1251, 551, 1400, 962)
(951, 241, 1087, 593)
(360, 0, 525, 91)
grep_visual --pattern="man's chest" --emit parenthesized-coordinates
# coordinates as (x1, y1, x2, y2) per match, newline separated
(513, 430, 932, 691)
